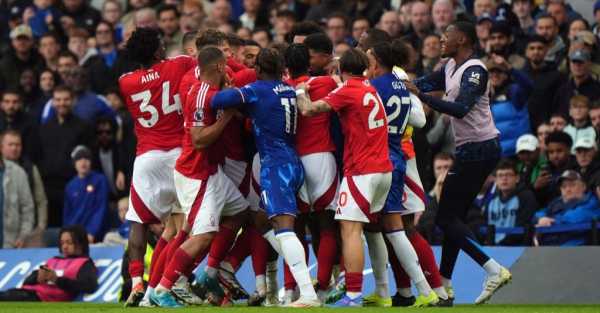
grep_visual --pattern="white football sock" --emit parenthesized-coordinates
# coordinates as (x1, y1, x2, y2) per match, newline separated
(263, 229, 282, 255)
(131, 276, 143, 287)
(365, 231, 389, 298)
(220, 261, 236, 273)
(276, 230, 317, 299)
(385, 230, 432, 296)
(255, 274, 266, 295)
(483, 259, 501, 276)
(434, 286, 449, 300)
(143, 286, 154, 300)
(441, 276, 452, 289)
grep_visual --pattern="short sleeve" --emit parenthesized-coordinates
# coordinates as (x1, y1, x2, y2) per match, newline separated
(322, 85, 349, 112)
(187, 87, 212, 127)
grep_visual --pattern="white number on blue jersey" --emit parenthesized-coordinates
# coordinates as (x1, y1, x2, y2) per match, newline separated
(363, 92, 385, 130)
(131, 81, 182, 128)
(280, 97, 297, 134)
(386, 95, 411, 135)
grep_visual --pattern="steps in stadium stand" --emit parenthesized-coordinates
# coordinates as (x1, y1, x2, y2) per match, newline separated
(490, 247, 600, 304)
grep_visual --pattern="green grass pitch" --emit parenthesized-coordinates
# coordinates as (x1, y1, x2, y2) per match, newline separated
(2, 303, 600, 313)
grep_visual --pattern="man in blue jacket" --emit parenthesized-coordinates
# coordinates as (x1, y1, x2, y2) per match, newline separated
(534, 170, 600, 246)
(63, 145, 109, 243)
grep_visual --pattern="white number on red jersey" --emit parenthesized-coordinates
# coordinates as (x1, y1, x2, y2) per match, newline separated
(131, 81, 182, 128)
(386, 95, 411, 135)
(363, 92, 385, 130)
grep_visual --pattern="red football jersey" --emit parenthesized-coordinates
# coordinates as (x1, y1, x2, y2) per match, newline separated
(179, 66, 200, 106)
(286, 75, 337, 156)
(322, 77, 393, 176)
(119, 55, 196, 156)
(175, 81, 224, 180)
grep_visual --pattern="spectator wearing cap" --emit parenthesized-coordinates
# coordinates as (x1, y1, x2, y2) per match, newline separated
(38, 85, 92, 228)
(0, 24, 43, 92)
(516, 134, 548, 189)
(482, 159, 538, 245)
(535, 14, 566, 68)
(534, 170, 600, 246)
(476, 12, 494, 51)
(63, 145, 109, 243)
(523, 35, 566, 130)
(554, 49, 600, 116)
(573, 136, 600, 185)
(559, 30, 600, 80)
(534, 131, 577, 207)
(482, 22, 526, 70)
(564, 95, 596, 150)
(0, 142, 34, 249)
(487, 55, 533, 157)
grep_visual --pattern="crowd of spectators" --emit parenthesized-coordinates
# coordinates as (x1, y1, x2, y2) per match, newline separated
(1, 0, 600, 248)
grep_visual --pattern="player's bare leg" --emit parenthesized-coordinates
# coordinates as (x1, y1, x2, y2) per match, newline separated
(383, 213, 438, 307)
(125, 221, 149, 307)
(271, 214, 319, 307)
(336, 219, 365, 306)
(314, 210, 337, 302)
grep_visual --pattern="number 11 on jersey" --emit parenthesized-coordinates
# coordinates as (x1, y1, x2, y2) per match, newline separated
(281, 97, 298, 135)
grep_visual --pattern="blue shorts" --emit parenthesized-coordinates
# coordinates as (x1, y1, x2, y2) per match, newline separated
(383, 154, 407, 214)
(260, 162, 305, 218)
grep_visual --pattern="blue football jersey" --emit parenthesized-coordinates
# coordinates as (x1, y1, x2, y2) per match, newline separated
(212, 80, 300, 168)
(370, 72, 412, 158)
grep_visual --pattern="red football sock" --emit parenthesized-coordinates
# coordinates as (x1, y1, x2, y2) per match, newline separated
(249, 226, 268, 276)
(408, 231, 442, 288)
(225, 228, 252, 270)
(345, 272, 363, 293)
(166, 230, 188, 261)
(149, 241, 172, 288)
(185, 248, 208, 277)
(385, 237, 410, 289)
(160, 248, 193, 290)
(129, 260, 144, 280)
(207, 225, 236, 269)
(317, 228, 337, 290)
(150, 237, 168, 274)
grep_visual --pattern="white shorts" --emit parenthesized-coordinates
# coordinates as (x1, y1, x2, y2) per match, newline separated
(174, 166, 248, 235)
(247, 153, 262, 211)
(335, 172, 392, 223)
(126, 148, 181, 224)
(298, 152, 339, 214)
(402, 157, 426, 215)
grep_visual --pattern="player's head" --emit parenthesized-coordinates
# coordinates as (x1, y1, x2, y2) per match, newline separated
(125, 27, 164, 68)
(197, 46, 226, 80)
(196, 28, 231, 58)
(441, 21, 477, 58)
(358, 28, 391, 51)
(339, 48, 369, 78)
(285, 43, 310, 78)
(255, 48, 285, 80)
(304, 33, 333, 74)
(182, 30, 198, 56)
(367, 39, 410, 76)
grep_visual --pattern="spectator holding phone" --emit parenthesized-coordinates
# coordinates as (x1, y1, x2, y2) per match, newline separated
(0, 225, 98, 301)
(534, 131, 577, 207)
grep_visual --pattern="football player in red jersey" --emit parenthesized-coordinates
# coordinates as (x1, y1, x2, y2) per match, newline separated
(151, 46, 248, 308)
(295, 48, 393, 307)
(118, 28, 195, 307)
(282, 43, 340, 303)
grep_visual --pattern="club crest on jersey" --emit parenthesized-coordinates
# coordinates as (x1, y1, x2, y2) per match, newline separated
(141, 71, 160, 84)
(468, 71, 480, 85)
(194, 109, 204, 122)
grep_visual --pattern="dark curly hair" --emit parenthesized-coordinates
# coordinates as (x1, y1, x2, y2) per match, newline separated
(125, 27, 162, 67)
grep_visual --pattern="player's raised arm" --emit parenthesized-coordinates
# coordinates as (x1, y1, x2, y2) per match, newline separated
(191, 110, 234, 149)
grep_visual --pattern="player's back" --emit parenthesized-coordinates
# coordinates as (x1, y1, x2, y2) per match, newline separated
(370, 72, 411, 159)
(119, 55, 196, 155)
(323, 77, 392, 176)
(286, 75, 337, 156)
(243, 80, 299, 167)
